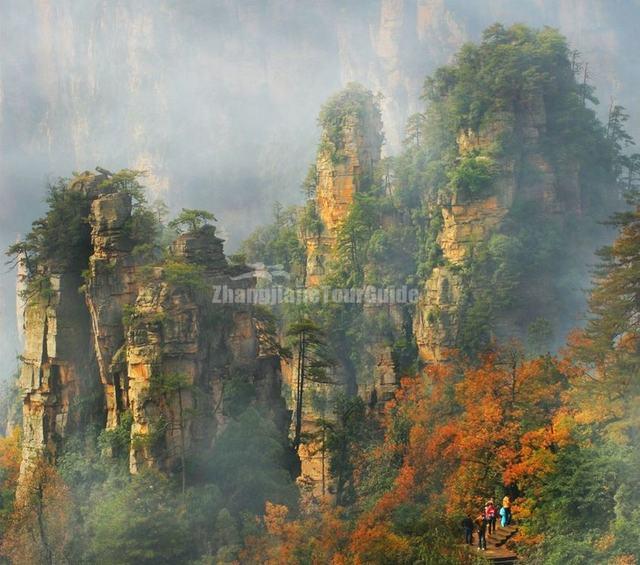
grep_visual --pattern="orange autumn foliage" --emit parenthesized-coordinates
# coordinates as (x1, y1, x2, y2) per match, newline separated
(346, 351, 575, 555)
(1, 459, 74, 564)
(246, 351, 580, 564)
(241, 501, 350, 565)
(0, 426, 21, 495)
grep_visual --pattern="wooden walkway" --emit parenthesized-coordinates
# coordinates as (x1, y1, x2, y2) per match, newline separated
(465, 524, 519, 563)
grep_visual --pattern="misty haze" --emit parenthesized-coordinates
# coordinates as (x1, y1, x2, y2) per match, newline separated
(0, 1, 639, 564)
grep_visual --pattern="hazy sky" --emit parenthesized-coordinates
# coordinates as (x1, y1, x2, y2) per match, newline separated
(1, 0, 639, 379)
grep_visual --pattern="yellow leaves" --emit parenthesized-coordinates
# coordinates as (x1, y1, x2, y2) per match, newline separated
(350, 523, 412, 565)
(503, 429, 555, 486)
(392, 355, 578, 522)
(609, 555, 638, 565)
(616, 332, 639, 353)
(244, 501, 353, 565)
(264, 501, 289, 536)
(1, 458, 74, 564)
(254, 349, 604, 561)
(0, 426, 21, 494)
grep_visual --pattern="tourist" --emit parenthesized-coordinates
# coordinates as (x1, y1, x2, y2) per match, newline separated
(461, 514, 474, 545)
(475, 513, 487, 551)
(502, 495, 512, 525)
(485, 499, 497, 534)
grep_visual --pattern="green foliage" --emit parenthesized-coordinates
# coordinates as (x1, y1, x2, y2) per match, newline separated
(403, 113, 427, 148)
(54, 427, 242, 563)
(9, 22, 639, 564)
(302, 164, 318, 198)
(121, 304, 140, 328)
(240, 203, 306, 275)
(131, 241, 161, 263)
(227, 252, 247, 265)
(333, 194, 378, 286)
(149, 371, 190, 398)
(168, 208, 217, 234)
(87, 471, 194, 564)
(584, 192, 640, 362)
(325, 395, 368, 506)
(222, 374, 256, 418)
(97, 411, 133, 458)
(286, 316, 335, 450)
(97, 169, 160, 249)
(162, 259, 206, 290)
(318, 82, 381, 164)
(456, 202, 587, 357)
(204, 407, 298, 515)
(6, 169, 161, 302)
(524, 435, 640, 564)
(127, 206, 160, 248)
(98, 169, 147, 203)
(425, 24, 589, 133)
(212, 508, 241, 561)
(417, 23, 624, 216)
(416, 207, 444, 279)
(6, 178, 91, 286)
(299, 200, 323, 239)
(520, 193, 640, 563)
(447, 152, 496, 199)
(254, 304, 288, 358)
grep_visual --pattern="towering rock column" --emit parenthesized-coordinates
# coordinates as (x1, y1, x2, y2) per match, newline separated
(126, 226, 230, 473)
(19, 273, 100, 484)
(17, 176, 103, 492)
(305, 90, 383, 285)
(295, 88, 385, 499)
(126, 226, 290, 475)
(414, 95, 582, 363)
(85, 178, 139, 429)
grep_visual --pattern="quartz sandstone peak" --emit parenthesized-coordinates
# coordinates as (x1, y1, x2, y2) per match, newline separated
(306, 90, 383, 286)
(17, 171, 291, 490)
(414, 91, 582, 364)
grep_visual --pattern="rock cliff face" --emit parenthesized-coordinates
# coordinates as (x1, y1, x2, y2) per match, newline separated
(296, 91, 395, 496)
(19, 272, 101, 487)
(17, 172, 290, 488)
(414, 93, 583, 363)
(85, 184, 138, 429)
(3, 0, 640, 382)
(306, 96, 383, 286)
(125, 226, 284, 474)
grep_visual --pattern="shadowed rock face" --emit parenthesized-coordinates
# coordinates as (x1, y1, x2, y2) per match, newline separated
(17, 172, 292, 489)
(85, 188, 137, 429)
(19, 272, 101, 489)
(414, 92, 586, 364)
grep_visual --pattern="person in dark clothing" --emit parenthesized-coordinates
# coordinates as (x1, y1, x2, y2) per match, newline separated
(461, 515, 474, 545)
(485, 500, 497, 534)
(475, 514, 487, 550)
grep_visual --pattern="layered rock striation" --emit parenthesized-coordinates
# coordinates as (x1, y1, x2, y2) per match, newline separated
(414, 93, 585, 363)
(17, 171, 290, 488)
(19, 272, 101, 486)
(305, 90, 383, 286)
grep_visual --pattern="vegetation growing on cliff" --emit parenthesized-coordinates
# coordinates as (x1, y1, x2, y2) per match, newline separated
(3, 22, 640, 565)
(240, 203, 305, 276)
(238, 191, 640, 560)
(318, 82, 383, 165)
(393, 23, 634, 357)
(168, 208, 217, 234)
(6, 169, 161, 303)
(231, 24, 640, 564)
